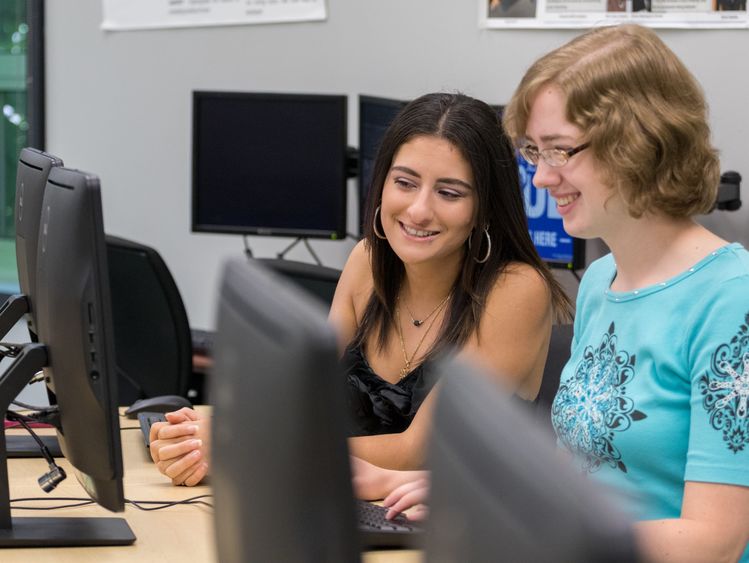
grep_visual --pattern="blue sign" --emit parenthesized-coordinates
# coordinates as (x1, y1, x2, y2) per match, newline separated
(517, 156, 580, 268)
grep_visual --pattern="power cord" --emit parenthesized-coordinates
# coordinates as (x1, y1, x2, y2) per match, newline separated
(0, 341, 24, 359)
(5, 411, 66, 492)
(243, 235, 254, 258)
(10, 398, 50, 411)
(10, 494, 214, 511)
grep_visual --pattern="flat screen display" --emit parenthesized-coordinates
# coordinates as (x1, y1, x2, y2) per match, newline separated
(192, 91, 348, 239)
(518, 156, 585, 270)
(357, 95, 407, 233)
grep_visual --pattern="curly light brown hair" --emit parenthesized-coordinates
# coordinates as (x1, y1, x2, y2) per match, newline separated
(503, 24, 719, 219)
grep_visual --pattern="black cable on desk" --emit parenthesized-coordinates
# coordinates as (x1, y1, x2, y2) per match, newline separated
(10, 494, 213, 511)
(10, 497, 95, 510)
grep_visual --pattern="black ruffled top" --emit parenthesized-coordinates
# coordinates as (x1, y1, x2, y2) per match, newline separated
(343, 343, 440, 437)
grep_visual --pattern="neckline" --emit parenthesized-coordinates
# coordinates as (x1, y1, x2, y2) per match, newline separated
(355, 343, 421, 386)
(604, 242, 740, 302)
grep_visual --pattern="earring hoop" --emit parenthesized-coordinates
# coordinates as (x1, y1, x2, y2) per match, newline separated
(373, 206, 387, 240)
(469, 226, 491, 264)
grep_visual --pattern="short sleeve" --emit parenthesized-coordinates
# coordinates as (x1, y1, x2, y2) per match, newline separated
(685, 275, 749, 486)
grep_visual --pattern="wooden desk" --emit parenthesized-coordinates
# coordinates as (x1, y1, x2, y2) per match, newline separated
(3, 412, 420, 562)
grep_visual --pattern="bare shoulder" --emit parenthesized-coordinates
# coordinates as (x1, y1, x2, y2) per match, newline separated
(487, 262, 551, 309)
(332, 240, 374, 317)
(340, 240, 373, 290)
(464, 262, 553, 398)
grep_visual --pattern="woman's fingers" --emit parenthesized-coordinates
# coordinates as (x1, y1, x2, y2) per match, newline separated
(158, 448, 203, 479)
(156, 423, 199, 441)
(165, 407, 200, 423)
(382, 478, 430, 520)
(155, 438, 203, 463)
(172, 461, 210, 487)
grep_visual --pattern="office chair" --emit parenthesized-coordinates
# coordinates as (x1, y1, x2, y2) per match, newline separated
(106, 235, 193, 405)
(535, 323, 574, 432)
(253, 258, 341, 308)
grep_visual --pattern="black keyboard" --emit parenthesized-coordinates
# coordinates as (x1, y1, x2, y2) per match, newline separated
(191, 328, 215, 356)
(356, 499, 423, 549)
(138, 411, 167, 448)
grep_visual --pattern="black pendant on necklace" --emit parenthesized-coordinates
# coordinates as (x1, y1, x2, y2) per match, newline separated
(413, 319, 423, 327)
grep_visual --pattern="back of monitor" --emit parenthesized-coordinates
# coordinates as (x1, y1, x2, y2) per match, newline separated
(210, 258, 358, 562)
(425, 357, 638, 563)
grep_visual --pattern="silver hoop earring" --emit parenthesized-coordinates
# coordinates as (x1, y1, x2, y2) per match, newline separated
(373, 206, 387, 240)
(469, 227, 491, 264)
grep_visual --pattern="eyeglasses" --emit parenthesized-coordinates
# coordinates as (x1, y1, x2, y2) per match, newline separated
(519, 142, 590, 168)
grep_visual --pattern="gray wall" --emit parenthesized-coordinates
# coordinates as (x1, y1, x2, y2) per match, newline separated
(46, 1, 749, 329)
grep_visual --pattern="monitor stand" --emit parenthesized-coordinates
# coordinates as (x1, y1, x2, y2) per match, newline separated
(0, 343, 135, 546)
(0, 294, 64, 460)
(276, 237, 322, 265)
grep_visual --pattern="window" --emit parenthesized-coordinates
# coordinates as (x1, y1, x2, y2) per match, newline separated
(0, 0, 43, 294)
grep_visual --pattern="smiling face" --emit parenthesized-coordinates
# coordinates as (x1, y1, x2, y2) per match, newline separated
(524, 85, 627, 241)
(380, 135, 476, 269)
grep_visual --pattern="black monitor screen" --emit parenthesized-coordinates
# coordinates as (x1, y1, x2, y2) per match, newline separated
(357, 95, 407, 233)
(192, 91, 348, 239)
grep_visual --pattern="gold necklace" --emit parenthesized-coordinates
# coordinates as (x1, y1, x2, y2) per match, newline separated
(403, 293, 451, 328)
(395, 298, 449, 379)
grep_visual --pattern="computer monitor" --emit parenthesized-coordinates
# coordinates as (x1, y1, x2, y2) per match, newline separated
(210, 258, 358, 562)
(254, 257, 341, 308)
(191, 91, 348, 240)
(0, 166, 135, 546)
(0, 148, 62, 339)
(357, 95, 408, 233)
(425, 357, 637, 562)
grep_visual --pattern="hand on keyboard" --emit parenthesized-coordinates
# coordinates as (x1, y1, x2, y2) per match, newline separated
(382, 476, 430, 521)
(356, 499, 423, 549)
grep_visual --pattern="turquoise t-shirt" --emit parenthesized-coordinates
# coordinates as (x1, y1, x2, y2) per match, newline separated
(552, 243, 749, 560)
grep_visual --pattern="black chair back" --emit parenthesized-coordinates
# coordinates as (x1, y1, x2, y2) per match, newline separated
(107, 235, 192, 404)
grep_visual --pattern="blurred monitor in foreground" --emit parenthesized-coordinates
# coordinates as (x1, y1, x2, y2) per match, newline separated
(426, 357, 638, 562)
(210, 258, 357, 562)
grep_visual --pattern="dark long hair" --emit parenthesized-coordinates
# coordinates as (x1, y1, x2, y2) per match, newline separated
(355, 92, 571, 357)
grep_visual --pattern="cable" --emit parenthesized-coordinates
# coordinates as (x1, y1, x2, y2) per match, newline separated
(10, 497, 95, 510)
(10, 399, 50, 411)
(0, 341, 24, 359)
(5, 411, 67, 491)
(126, 495, 213, 511)
(10, 494, 214, 511)
(28, 370, 46, 384)
(243, 235, 254, 258)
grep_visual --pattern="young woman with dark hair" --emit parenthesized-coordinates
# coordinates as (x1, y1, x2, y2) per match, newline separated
(149, 92, 571, 484)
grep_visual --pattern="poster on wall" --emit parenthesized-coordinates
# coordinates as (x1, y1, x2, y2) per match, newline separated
(102, 0, 327, 31)
(482, 0, 748, 28)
